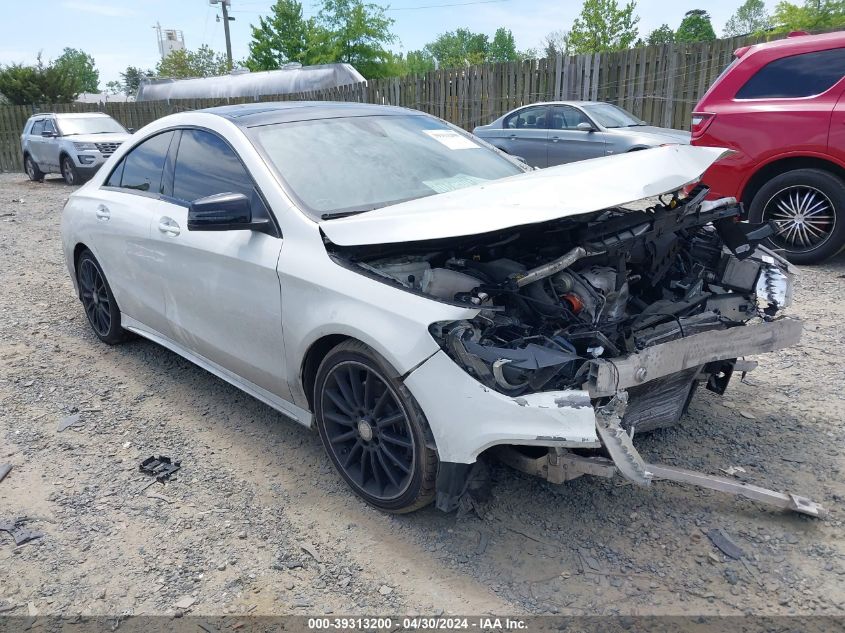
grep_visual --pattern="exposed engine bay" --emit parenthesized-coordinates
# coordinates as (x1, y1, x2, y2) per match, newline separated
(327, 186, 795, 433)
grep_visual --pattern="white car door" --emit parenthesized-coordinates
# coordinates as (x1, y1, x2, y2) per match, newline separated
(90, 131, 176, 335)
(150, 128, 288, 399)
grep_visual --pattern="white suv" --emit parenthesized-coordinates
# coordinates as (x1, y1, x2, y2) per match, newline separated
(21, 112, 131, 185)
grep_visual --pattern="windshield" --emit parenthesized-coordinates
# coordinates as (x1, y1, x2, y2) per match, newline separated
(582, 103, 645, 128)
(57, 116, 126, 136)
(250, 115, 524, 219)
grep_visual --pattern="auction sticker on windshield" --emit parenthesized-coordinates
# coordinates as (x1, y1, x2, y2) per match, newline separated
(423, 129, 479, 150)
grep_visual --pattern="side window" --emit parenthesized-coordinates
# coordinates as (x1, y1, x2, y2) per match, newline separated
(117, 131, 175, 193)
(737, 48, 845, 99)
(550, 106, 591, 130)
(43, 119, 56, 135)
(172, 129, 254, 201)
(505, 106, 549, 130)
(104, 157, 125, 187)
(30, 120, 45, 136)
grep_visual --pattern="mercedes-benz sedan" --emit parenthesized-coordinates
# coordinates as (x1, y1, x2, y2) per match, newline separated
(62, 102, 801, 514)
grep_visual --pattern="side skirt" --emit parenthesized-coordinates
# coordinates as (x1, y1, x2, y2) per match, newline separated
(121, 315, 313, 428)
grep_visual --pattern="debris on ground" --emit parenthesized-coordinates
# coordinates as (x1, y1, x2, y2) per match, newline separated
(139, 455, 181, 482)
(0, 464, 11, 484)
(0, 518, 44, 546)
(174, 595, 196, 610)
(145, 491, 176, 504)
(719, 465, 747, 477)
(300, 543, 321, 562)
(707, 528, 745, 560)
(56, 413, 82, 433)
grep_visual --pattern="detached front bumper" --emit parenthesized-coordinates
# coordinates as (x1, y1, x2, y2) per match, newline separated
(406, 317, 804, 510)
(408, 317, 802, 465)
(584, 317, 803, 397)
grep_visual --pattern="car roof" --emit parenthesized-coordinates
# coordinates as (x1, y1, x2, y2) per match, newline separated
(201, 101, 422, 127)
(56, 112, 113, 119)
(509, 101, 606, 108)
(738, 30, 845, 57)
(28, 112, 112, 120)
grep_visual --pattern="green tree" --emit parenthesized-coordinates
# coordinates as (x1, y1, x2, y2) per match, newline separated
(645, 24, 675, 45)
(406, 49, 436, 73)
(105, 80, 123, 95)
(120, 66, 154, 96)
(542, 30, 572, 57)
(0, 55, 80, 105)
(489, 27, 519, 62)
(568, 0, 640, 53)
(246, 0, 318, 69)
(53, 48, 99, 93)
(676, 9, 717, 42)
(724, 0, 771, 35)
(424, 28, 489, 67)
(156, 45, 229, 79)
(772, 0, 845, 31)
(309, 0, 396, 78)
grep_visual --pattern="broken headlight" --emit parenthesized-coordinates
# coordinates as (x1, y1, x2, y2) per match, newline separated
(428, 320, 580, 396)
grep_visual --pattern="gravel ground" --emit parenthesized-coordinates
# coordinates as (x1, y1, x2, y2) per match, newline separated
(1, 172, 844, 618)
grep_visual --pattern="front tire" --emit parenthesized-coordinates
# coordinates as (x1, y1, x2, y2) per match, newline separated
(76, 250, 128, 345)
(61, 155, 80, 186)
(750, 168, 845, 264)
(24, 154, 44, 182)
(314, 340, 438, 513)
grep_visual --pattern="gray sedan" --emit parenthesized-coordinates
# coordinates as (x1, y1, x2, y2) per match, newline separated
(473, 101, 690, 168)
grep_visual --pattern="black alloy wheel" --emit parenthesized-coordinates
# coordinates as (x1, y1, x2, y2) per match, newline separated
(314, 341, 437, 513)
(76, 250, 128, 345)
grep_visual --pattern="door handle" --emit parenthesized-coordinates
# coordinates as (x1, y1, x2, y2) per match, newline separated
(551, 136, 560, 142)
(95, 205, 110, 220)
(509, 134, 517, 140)
(158, 217, 180, 236)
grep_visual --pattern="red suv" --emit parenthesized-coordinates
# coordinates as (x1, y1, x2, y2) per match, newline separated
(692, 31, 845, 263)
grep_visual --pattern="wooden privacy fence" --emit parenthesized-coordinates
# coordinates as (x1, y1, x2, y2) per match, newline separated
(0, 34, 765, 172)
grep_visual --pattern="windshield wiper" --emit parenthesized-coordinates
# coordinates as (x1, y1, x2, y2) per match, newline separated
(320, 209, 370, 220)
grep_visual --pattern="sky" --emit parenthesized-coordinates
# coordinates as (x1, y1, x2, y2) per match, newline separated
(0, 0, 779, 85)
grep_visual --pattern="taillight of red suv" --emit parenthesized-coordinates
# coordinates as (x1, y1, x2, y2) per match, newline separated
(690, 112, 715, 139)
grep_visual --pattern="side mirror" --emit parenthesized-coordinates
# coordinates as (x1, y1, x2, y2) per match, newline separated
(188, 192, 269, 232)
(41, 130, 56, 138)
(576, 122, 595, 132)
(127, 128, 135, 134)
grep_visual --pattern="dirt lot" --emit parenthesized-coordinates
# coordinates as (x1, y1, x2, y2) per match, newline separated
(1, 171, 844, 618)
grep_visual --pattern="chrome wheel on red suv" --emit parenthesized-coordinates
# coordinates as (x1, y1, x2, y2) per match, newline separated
(751, 169, 845, 265)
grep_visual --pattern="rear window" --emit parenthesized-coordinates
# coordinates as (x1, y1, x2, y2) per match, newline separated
(736, 48, 845, 99)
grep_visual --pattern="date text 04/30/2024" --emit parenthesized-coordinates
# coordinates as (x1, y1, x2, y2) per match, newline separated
(307, 617, 528, 630)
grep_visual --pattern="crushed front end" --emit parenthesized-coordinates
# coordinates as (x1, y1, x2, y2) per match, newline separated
(329, 185, 821, 516)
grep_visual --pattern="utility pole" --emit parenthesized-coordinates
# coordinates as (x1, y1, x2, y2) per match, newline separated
(210, 0, 234, 70)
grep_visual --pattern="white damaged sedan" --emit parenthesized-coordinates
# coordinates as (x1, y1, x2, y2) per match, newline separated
(61, 102, 817, 516)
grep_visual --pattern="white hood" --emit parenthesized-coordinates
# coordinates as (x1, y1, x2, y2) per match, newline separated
(320, 145, 728, 247)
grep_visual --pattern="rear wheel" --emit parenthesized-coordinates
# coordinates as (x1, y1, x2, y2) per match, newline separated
(24, 154, 43, 182)
(313, 340, 438, 513)
(76, 250, 129, 345)
(61, 155, 79, 186)
(750, 168, 845, 264)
